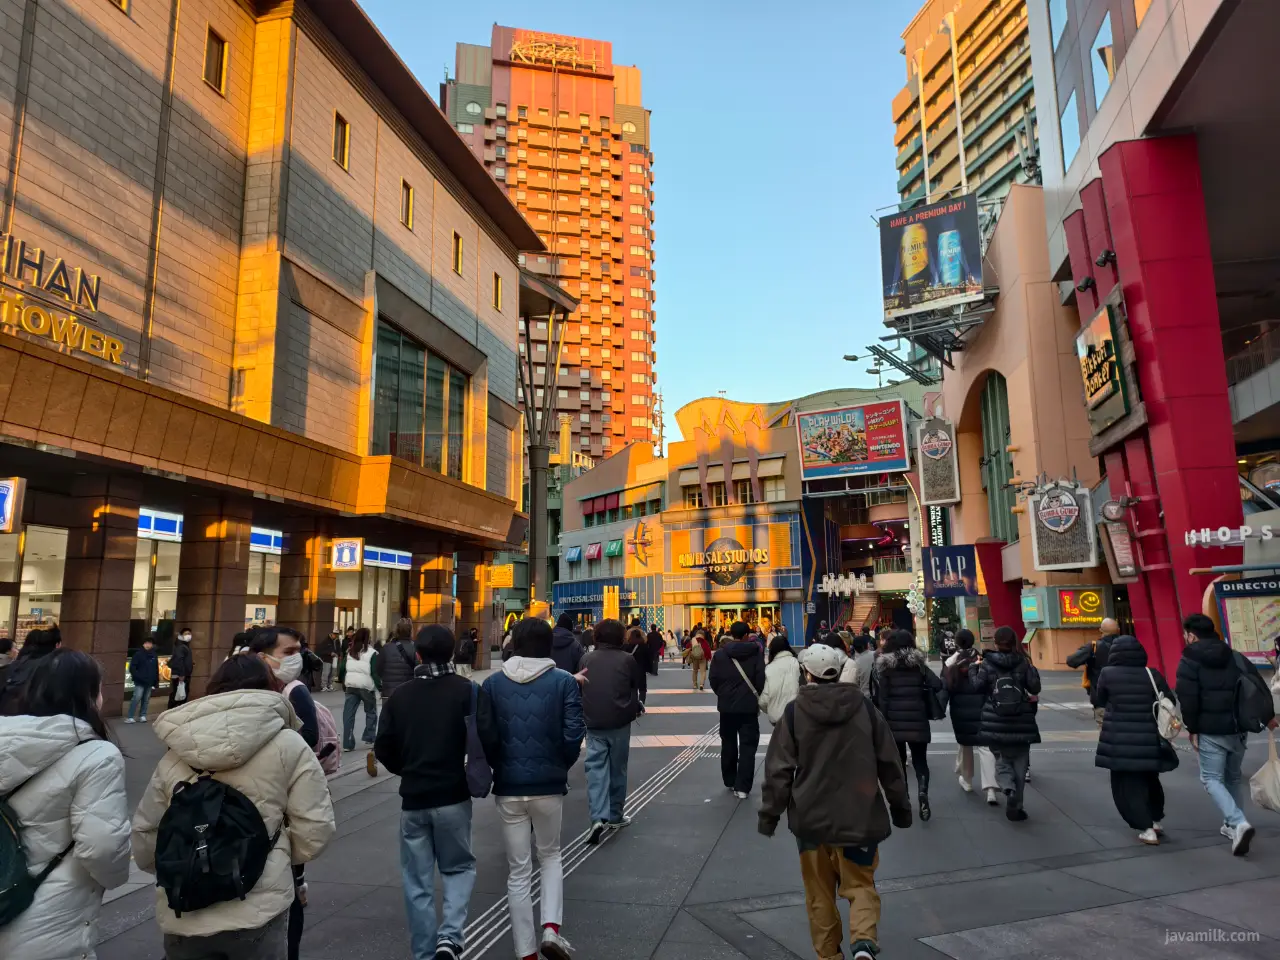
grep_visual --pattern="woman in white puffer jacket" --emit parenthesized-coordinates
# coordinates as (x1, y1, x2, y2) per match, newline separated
(0, 649, 132, 960)
(758, 635, 803, 723)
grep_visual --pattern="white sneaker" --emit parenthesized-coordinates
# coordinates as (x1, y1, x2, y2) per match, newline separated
(1231, 821, 1256, 857)
(985, 788, 999, 806)
(733, 790, 749, 800)
(958, 776, 973, 793)
(540, 927, 573, 960)
(139, 717, 148, 723)
(1152, 821, 1164, 835)
(607, 815, 633, 829)
(1137, 828, 1159, 845)
(124, 718, 136, 724)
(1220, 822, 1233, 839)
(586, 821, 607, 846)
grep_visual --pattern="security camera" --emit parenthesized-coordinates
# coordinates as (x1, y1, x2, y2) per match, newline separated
(1076, 276, 1096, 293)
(1095, 249, 1116, 268)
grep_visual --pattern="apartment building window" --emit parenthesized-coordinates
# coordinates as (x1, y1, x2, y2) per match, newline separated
(630, 395, 646, 406)
(464, 101, 482, 116)
(579, 390, 590, 400)
(494, 167, 506, 180)
(456, 123, 473, 134)
(629, 184, 644, 194)
(400, 181, 413, 229)
(332, 113, 350, 169)
(492, 272, 503, 311)
(683, 486, 704, 509)
(763, 477, 787, 502)
(631, 351, 646, 362)
(579, 113, 589, 125)
(452, 232, 463, 275)
(538, 107, 549, 116)
(496, 103, 507, 118)
(622, 121, 637, 133)
(203, 27, 227, 94)
(372, 321, 468, 480)
(518, 105, 527, 118)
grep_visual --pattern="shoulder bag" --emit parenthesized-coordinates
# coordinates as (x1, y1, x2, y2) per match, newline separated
(732, 658, 759, 698)
(1145, 667, 1183, 742)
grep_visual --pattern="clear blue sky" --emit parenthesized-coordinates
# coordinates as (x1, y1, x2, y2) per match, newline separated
(360, 0, 922, 447)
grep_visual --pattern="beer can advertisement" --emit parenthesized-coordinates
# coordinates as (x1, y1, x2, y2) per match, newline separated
(880, 193, 984, 319)
(795, 400, 909, 480)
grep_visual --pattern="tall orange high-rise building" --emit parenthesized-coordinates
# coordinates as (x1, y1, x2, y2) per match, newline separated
(444, 27, 656, 461)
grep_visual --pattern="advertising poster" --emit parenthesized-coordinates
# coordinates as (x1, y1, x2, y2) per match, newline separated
(917, 417, 961, 505)
(880, 194, 984, 319)
(1215, 578, 1280, 664)
(1028, 482, 1099, 572)
(922, 545, 978, 598)
(795, 400, 909, 480)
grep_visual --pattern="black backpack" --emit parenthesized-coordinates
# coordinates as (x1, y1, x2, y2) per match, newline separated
(990, 665, 1027, 718)
(154, 774, 281, 918)
(1233, 653, 1276, 734)
(0, 772, 75, 928)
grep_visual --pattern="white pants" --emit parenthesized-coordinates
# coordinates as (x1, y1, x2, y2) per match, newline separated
(496, 796, 564, 957)
(956, 745, 998, 790)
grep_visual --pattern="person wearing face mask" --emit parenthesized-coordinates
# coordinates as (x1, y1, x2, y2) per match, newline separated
(168, 627, 194, 708)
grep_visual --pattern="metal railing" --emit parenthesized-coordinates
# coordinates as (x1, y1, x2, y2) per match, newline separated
(873, 555, 910, 574)
(1226, 327, 1280, 386)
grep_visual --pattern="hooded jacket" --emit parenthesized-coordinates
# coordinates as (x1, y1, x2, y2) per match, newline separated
(760, 683, 911, 845)
(579, 643, 644, 730)
(0, 717, 131, 960)
(550, 625, 585, 675)
(131, 690, 336, 937)
(872, 647, 939, 743)
(847, 648, 876, 696)
(376, 638, 417, 699)
(969, 650, 1042, 745)
(758, 649, 802, 724)
(709, 640, 767, 715)
(1066, 633, 1115, 705)
(482, 657, 585, 796)
(1094, 636, 1179, 773)
(943, 647, 985, 746)
(1175, 636, 1251, 735)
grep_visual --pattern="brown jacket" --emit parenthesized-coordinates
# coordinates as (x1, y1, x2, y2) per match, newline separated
(759, 681, 911, 845)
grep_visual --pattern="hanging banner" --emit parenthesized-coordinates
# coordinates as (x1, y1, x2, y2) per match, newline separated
(917, 417, 960, 505)
(922, 545, 978, 598)
(795, 400, 909, 480)
(880, 194, 984, 319)
(1028, 481, 1099, 571)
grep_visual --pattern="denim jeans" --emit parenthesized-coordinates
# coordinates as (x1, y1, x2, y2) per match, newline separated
(342, 688, 377, 750)
(400, 803, 476, 957)
(1197, 732, 1248, 827)
(128, 684, 153, 720)
(584, 725, 631, 823)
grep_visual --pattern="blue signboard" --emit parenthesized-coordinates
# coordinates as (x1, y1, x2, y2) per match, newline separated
(922, 545, 978, 598)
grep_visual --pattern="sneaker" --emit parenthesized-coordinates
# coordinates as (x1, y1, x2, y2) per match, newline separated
(1152, 822, 1164, 835)
(343, 746, 354, 753)
(366, 751, 377, 777)
(139, 717, 148, 724)
(586, 821, 607, 846)
(607, 815, 633, 829)
(1231, 821, 1256, 857)
(1220, 822, 1233, 840)
(540, 927, 573, 960)
(1137, 828, 1159, 845)
(985, 788, 999, 806)
(1006, 795, 1027, 822)
(124, 718, 136, 724)
(433, 941, 461, 960)
(733, 790, 749, 800)
(851, 939, 879, 960)
(958, 775, 972, 793)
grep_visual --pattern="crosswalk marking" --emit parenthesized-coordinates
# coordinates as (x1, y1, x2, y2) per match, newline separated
(630, 728, 1101, 748)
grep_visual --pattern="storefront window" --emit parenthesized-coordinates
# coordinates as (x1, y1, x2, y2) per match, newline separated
(244, 552, 282, 627)
(131, 539, 181, 652)
(17, 526, 66, 645)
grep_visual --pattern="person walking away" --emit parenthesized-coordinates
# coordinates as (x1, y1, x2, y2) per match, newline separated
(623, 627, 652, 704)
(167, 628, 194, 708)
(1067, 617, 1121, 725)
(1176, 613, 1277, 855)
(0, 650, 131, 960)
(550, 613, 585, 675)
(872, 630, 942, 821)
(340, 628, 379, 756)
(709, 621, 766, 798)
(759, 634, 801, 724)
(968, 626, 1041, 821)
(126, 637, 159, 723)
(759, 644, 912, 960)
(645, 625, 665, 674)
(482, 617, 584, 960)
(847, 632, 876, 696)
(317, 631, 338, 691)
(1093, 635, 1179, 844)
(377, 618, 418, 704)
(453, 627, 478, 679)
(687, 629, 711, 690)
(0, 628, 61, 713)
(375, 626, 499, 960)
(943, 629, 998, 801)
(132, 655, 335, 960)
(580, 618, 645, 845)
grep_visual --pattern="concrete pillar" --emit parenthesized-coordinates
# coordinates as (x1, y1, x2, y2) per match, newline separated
(61, 475, 141, 715)
(409, 540, 455, 629)
(277, 516, 336, 646)
(456, 549, 493, 668)
(175, 497, 254, 697)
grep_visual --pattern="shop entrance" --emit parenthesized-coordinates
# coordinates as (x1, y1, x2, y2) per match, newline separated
(334, 566, 407, 640)
(688, 605, 779, 637)
(0, 525, 67, 646)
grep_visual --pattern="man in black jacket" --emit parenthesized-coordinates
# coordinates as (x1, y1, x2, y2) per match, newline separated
(580, 618, 644, 844)
(709, 620, 767, 798)
(1175, 613, 1277, 856)
(550, 613, 584, 675)
(126, 637, 159, 723)
(968, 626, 1041, 821)
(1066, 617, 1120, 725)
(167, 627, 194, 708)
(377, 617, 419, 701)
(376, 625, 499, 960)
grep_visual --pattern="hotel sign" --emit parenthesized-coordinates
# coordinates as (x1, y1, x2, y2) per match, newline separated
(0, 234, 123, 365)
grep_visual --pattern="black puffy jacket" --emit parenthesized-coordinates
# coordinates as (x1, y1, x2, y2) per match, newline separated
(709, 640, 766, 715)
(969, 650, 1041, 745)
(377, 638, 418, 699)
(1176, 636, 1251, 735)
(551, 627, 584, 674)
(1094, 636, 1179, 773)
(872, 647, 936, 744)
(943, 649, 984, 746)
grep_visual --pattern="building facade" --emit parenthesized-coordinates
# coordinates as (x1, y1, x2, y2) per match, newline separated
(0, 0, 538, 710)
(443, 27, 657, 461)
(894, 0, 1039, 209)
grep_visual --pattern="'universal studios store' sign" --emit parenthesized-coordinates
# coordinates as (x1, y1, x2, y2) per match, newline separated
(0, 234, 124, 365)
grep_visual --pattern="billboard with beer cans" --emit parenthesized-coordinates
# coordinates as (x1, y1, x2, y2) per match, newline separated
(880, 194, 984, 319)
(795, 400, 910, 480)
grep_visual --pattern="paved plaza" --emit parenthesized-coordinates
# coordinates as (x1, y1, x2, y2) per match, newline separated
(96, 666, 1280, 960)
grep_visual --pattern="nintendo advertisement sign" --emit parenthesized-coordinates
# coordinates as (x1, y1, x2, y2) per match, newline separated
(880, 194, 984, 319)
(795, 400, 910, 481)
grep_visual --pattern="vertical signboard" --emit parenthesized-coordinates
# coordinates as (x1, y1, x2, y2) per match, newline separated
(1076, 303, 1130, 435)
(880, 194, 984, 319)
(795, 400, 909, 480)
(0, 477, 25, 534)
(1029, 482, 1099, 571)
(917, 417, 960, 505)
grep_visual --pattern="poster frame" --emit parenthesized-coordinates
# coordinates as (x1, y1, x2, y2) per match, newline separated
(794, 399, 910, 482)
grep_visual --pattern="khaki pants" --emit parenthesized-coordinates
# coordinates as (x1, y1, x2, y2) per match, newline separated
(956, 745, 998, 789)
(798, 845, 880, 959)
(690, 659, 706, 689)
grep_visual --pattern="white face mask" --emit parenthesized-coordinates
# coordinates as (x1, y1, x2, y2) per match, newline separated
(180, 633, 192, 643)
(273, 652, 303, 684)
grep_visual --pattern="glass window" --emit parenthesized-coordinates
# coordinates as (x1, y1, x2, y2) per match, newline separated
(465, 101, 482, 116)
(763, 477, 787, 502)
(492, 272, 503, 311)
(735, 479, 756, 504)
(203, 28, 227, 94)
(1059, 91, 1081, 171)
(332, 113, 349, 169)
(425, 352, 446, 472)
(1048, 0, 1068, 50)
(397, 340, 425, 465)
(447, 366, 466, 481)
(496, 103, 507, 117)
(1091, 14, 1116, 110)
(400, 180, 413, 229)
(709, 483, 728, 507)
(452, 232, 464, 275)
(18, 526, 66, 643)
(456, 122, 474, 134)
(372, 323, 400, 457)
(152, 542, 180, 628)
(374, 321, 468, 478)
(622, 121, 637, 133)
(683, 486, 704, 509)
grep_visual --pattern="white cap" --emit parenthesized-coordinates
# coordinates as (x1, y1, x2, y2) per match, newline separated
(800, 644, 846, 681)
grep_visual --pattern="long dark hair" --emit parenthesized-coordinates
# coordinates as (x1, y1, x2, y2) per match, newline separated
(349, 627, 372, 659)
(207, 654, 275, 695)
(767, 634, 791, 663)
(19, 649, 110, 741)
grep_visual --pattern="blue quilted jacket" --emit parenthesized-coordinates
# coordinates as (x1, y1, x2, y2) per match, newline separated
(483, 657, 585, 796)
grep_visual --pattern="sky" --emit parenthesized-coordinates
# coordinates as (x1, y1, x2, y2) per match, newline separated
(359, 0, 923, 448)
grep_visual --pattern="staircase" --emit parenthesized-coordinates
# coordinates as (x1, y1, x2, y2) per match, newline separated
(851, 591, 880, 630)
